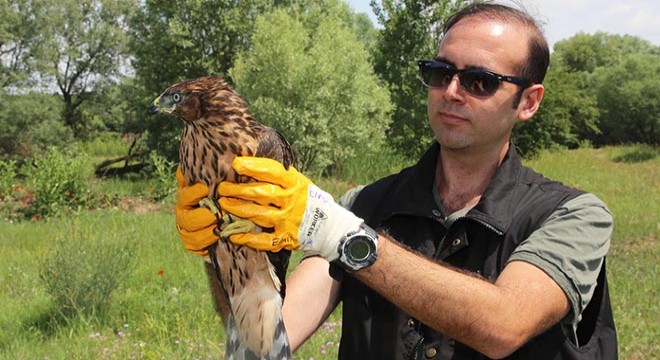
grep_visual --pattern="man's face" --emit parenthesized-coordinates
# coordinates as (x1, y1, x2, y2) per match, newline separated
(428, 18, 532, 153)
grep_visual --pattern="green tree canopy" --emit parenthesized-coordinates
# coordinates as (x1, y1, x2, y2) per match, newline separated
(1, 0, 43, 88)
(371, 0, 469, 159)
(231, 3, 392, 174)
(513, 60, 600, 157)
(129, 0, 296, 161)
(0, 92, 71, 159)
(551, 32, 659, 146)
(553, 31, 658, 73)
(593, 53, 660, 145)
(28, 0, 136, 136)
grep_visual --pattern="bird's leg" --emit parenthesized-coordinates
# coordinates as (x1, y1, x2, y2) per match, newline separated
(198, 198, 259, 239)
(198, 197, 226, 226)
(219, 214, 260, 239)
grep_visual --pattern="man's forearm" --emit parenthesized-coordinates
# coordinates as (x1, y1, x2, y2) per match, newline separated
(353, 236, 569, 358)
(282, 257, 341, 351)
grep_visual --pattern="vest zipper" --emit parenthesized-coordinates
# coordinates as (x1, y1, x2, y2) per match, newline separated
(410, 335, 424, 360)
(466, 216, 504, 236)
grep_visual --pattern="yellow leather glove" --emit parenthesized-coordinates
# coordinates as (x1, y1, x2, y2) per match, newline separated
(218, 157, 364, 261)
(175, 167, 218, 256)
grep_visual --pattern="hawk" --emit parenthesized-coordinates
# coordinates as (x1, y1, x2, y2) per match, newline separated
(148, 76, 293, 359)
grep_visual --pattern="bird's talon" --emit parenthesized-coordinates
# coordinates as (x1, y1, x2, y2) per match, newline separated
(220, 218, 260, 238)
(199, 198, 221, 217)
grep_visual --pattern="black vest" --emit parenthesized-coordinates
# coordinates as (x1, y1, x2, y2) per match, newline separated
(338, 143, 617, 359)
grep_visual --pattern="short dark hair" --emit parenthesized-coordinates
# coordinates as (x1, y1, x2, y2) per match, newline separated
(443, 2, 550, 86)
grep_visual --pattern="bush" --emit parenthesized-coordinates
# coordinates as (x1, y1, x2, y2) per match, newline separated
(22, 146, 93, 218)
(40, 219, 137, 319)
(0, 92, 71, 159)
(594, 53, 660, 146)
(146, 151, 176, 202)
(231, 7, 391, 173)
(0, 159, 18, 199)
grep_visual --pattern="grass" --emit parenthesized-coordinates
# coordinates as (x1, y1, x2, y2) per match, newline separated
(524, 145, 659, 358)
(0, 145, 657, 359)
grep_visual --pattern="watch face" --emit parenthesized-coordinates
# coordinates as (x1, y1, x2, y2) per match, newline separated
(348, 238, 371, 261)
(338, 225, 378, 272)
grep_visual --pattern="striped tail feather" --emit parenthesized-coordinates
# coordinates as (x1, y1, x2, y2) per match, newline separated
(225, 313, 292, 360)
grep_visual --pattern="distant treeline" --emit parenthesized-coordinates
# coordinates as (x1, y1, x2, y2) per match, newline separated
(2, 0, 658, 174)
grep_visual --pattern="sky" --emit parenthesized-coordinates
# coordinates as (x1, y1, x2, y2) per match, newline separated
(346, 0, 660, 49)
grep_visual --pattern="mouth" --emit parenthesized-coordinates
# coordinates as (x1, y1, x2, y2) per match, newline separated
(438, 111, 468, 125)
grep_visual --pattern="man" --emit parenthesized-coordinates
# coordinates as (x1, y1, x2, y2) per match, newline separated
(176, 3, 617, 359)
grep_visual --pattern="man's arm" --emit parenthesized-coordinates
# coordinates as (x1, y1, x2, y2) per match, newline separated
(214, 157, 571, 358)
(355, 236, 569, 359)
(283, 256, 341, 351)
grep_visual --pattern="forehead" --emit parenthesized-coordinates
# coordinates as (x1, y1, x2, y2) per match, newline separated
(438, 17, 530, 74)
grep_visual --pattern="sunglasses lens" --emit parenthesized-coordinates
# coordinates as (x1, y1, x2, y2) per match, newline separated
(461, 71, 500, 97)
(421, 63, 455, 88)
(419, 61, 507, 97)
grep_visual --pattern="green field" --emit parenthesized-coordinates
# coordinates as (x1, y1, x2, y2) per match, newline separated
(0, 145, 657, 359)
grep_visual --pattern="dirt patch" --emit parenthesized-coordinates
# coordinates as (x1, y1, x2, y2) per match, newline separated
(117, 197, 167, 214)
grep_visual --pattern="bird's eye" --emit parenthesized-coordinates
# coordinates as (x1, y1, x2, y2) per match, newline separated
(172, 92, 182, 103)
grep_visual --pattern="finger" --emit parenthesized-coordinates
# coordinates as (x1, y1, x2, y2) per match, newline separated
(232, 157, 299, 187)
(188, 248, 209, 256)
(176, 167, 185, 188)
(217, 181, 283, 206)
(178, 225, 218, 252)
(176, 182, 210, 207)
(175, 206, 217, 232)
(218, 197, 279, 228)
(228, 232, 299, 252)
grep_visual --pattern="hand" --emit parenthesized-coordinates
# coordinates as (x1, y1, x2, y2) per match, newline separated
(218, 157, 364, 261)
(175, 167, 218, 256)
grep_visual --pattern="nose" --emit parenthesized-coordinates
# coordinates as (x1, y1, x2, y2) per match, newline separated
(442, 74, 466, 103)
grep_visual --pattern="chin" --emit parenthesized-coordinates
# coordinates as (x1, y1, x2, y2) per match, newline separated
(434, 130, 472, 150)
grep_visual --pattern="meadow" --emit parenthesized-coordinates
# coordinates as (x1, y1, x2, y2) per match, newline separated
(0, 145, 657, 359)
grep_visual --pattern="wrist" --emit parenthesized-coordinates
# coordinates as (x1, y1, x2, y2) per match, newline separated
(335, 223, 379, 272)
(298, 184, 363, 261)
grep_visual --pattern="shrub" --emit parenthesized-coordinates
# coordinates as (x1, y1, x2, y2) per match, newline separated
(0, 159, 18, 199)
(0, 92, 71, 159)
(22, 146, 92, 218)
(231, 7, 391, 173)
(40, 220, 137, 319)
(147, 151, 176, 202)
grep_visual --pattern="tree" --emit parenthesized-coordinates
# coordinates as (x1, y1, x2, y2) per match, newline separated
(231, 3, 392, 174)
(30, 0, 136, 136)
(552, 32, 659, 146)
(593, 53, 659, 145)
(553, 32, 658, 73)
(0, 92, 71, 159)
(0, 0, 43, 88)
(371, 0, 469, 159)
(129, 0, 296, 161)
(513, 60, 599, 157)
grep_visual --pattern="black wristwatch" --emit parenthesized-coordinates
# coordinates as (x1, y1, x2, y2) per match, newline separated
(335, 224, 379, 272)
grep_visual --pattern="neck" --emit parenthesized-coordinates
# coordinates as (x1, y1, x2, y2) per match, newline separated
(435, 142, 509, 214)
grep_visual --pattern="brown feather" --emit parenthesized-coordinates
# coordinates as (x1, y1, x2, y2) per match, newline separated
(154, 76, 293, 356)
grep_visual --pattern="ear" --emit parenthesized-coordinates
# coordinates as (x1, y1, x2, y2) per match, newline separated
(517, 84, 544, 122)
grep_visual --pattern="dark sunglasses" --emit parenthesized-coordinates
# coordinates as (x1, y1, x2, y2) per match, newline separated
(418, 60, 531, 97)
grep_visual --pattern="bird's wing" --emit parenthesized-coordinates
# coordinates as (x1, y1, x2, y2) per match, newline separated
(256, 127, 295, 170)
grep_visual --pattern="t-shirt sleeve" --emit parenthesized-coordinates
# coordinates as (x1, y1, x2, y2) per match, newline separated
(339, 184, 366, 210)
(507, 193, 613, 327)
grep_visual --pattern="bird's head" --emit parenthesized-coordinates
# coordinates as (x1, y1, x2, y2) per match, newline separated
(148, 76, 237, 123)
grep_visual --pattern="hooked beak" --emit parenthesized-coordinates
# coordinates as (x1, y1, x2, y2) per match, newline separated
(147, 97, 161, 116)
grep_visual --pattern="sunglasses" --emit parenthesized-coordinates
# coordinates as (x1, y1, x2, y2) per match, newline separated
(418, 60, 531, 97)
